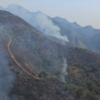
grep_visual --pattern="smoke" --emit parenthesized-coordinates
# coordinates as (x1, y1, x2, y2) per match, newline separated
(31, 12, 69, 42)
(0, 41, 17, 100)
(60, 58, 68, 82)
(1, 5, 69, 42)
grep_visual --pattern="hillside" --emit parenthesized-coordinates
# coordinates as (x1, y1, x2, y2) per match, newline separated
(0, 10, 72, 100)
(0, 10, 100, 100)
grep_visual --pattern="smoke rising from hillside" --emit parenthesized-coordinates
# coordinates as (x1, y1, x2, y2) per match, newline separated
(32, 12, 69, 42)
(60, 58, 68, 82)
(0, 5, 69, 42)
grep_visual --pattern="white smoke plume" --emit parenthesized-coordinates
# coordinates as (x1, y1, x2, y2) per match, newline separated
(1, 5, 69, 42)
(60, 58, 68, 82)
(31, 12, 69, 42)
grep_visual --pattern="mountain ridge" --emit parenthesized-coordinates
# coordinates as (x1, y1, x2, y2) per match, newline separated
(1, 4, 100, 54)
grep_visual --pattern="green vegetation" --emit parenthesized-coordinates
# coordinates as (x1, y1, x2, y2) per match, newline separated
(67, 64, 100, 100)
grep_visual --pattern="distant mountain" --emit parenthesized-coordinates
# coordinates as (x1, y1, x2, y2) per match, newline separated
(53, 17, 82, 29)
(6, 4, 33, 22)
(52, 17, 83, 47)
(52, 17, 100, 53)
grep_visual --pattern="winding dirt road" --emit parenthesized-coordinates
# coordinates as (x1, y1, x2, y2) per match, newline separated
(8, 38, 41, 80)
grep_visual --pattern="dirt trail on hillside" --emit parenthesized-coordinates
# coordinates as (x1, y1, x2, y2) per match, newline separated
(8, 38, 41, 80)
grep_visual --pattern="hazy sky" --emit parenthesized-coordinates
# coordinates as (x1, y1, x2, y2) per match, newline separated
(0, 0, 100, 29)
